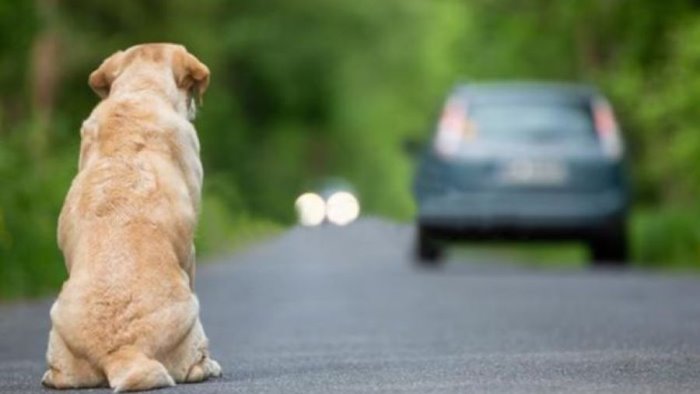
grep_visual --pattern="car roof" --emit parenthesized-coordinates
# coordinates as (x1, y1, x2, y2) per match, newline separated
(452, 82, 602, 105)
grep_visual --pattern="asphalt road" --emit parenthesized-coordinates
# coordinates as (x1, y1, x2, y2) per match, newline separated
(2, 218, 700, 393)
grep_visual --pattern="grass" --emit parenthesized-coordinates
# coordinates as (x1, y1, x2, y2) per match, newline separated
(631, 207, 700, 271)
(196, 191, 284, 258)
(452, 242, 587, 269)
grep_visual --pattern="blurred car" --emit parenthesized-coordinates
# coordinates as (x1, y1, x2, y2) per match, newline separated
(412, 82, 629, 266)
(295, 178, 361, 226)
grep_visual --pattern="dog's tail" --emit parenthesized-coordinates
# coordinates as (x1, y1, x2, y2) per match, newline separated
(103, 346, 175, 393)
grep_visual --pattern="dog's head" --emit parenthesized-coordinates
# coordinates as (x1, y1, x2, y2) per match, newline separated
(89, 43, 210, 117)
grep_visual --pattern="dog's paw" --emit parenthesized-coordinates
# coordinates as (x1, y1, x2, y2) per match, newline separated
(42, 368, 63, 388)
(41, 369, 54, 388)
(209, 359, 222, 377)
(185, 357, 221, 382)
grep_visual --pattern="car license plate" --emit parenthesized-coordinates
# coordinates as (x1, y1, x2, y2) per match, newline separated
(498, 159, 568, 185)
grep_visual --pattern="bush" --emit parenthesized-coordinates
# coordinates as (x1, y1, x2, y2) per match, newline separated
(632, 208, 700, 269)
(0, 127, 72, 298)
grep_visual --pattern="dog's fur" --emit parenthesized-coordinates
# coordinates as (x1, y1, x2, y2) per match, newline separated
(42, 43, 220, 392)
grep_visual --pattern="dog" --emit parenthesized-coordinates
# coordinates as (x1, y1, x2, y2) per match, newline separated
(42, 43, 221, 392)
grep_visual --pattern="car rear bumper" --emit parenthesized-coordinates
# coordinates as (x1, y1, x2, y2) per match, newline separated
(417, 190, 626, 239)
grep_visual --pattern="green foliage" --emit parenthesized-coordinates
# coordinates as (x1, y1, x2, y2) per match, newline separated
(632, 208, 700, 269)
(196, 175, 282, 256)
(0, 128, 72, 298)
(633, 15, 700, 203)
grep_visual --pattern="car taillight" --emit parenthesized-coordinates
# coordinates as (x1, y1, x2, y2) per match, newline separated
(592, 100, 624, 159)
(434, 98, 468, 158)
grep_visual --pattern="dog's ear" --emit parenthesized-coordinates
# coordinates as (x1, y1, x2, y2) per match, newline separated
(173, 47, 210, 106)
(88, 50, 125, 99)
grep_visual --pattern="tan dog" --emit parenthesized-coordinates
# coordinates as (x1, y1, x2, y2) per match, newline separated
(42, 43, 220, 392)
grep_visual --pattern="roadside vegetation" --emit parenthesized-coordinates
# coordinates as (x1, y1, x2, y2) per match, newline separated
(1, 1, 699, 298)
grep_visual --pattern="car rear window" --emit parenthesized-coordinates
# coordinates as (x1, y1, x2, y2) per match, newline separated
(467, 102, 597, 146)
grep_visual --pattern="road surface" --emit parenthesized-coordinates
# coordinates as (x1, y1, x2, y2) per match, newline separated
(1, 219, 700, 393)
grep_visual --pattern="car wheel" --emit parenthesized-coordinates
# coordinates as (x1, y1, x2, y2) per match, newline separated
(415, 225, 444, 266)
(588, 221, 628, 267)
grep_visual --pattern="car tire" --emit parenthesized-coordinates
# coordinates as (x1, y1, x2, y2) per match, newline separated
(415, 225, 444, 266)
(588, 221, 629, 267)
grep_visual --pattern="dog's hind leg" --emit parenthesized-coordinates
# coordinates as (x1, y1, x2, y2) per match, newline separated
(103, 346, 175, 393)
(42, 328, 106, 389)
(163, 318, 221, 383)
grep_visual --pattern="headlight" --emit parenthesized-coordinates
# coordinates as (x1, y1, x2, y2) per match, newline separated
(325, 191, 360, 226)
(295, 193, 326, 226)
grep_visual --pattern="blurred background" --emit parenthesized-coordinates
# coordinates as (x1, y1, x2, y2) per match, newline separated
(1, 0, 699, 299)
